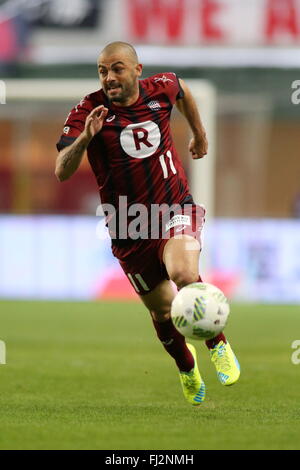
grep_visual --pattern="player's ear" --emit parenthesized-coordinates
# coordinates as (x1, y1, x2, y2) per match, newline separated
(136, 63, 143, 77)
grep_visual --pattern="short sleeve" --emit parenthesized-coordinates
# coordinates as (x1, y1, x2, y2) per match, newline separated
(154, 72, 184, 105)
(56, 97, 92, 151)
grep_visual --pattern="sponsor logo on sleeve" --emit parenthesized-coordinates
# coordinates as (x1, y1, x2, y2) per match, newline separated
(154, 75, 174, 83)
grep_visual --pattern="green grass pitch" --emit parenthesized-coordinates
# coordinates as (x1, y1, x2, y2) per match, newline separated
(0, 300, 299, 450)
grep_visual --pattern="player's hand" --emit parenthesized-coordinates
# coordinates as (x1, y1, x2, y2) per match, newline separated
(189, 135, 208, 159)
(83, 105, 108, 141)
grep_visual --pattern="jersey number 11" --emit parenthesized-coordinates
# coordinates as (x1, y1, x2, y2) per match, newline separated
(159, 150, 177, 179)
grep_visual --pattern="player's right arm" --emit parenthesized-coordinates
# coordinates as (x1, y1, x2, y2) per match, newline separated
(55, 104, 108, 182)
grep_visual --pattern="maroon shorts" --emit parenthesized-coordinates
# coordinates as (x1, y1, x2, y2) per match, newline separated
(111, 204, 205, 296)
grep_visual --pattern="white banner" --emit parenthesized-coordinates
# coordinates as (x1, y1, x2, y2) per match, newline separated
(125, 0, 300, 45)
(30, 0, 300, 67)
(35, 0, 300, 46)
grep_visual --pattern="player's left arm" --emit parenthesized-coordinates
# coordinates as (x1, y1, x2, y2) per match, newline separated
(175, 79, 208, 160)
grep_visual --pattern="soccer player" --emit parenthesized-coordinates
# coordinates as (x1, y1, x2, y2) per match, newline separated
(55, 41, 240, 405)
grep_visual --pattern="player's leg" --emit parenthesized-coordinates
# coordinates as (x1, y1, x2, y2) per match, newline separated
(162, 234, 201, 289)
(139, 279, 194, 372)
(163, 234, 240, 386)
(140, 279, 205, 405)
(118, 247, 195, 373)
(163, 233, 224, 345)
(116, 240, 205, 403)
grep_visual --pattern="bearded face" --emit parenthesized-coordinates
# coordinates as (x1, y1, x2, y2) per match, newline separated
(98, 51, 142, 106)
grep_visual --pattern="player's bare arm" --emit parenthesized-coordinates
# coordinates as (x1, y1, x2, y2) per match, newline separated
(175, 79, 208, 160)
(55, 105, 108, 181)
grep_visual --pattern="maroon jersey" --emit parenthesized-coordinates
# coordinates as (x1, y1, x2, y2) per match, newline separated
(56, 73, 193, 236)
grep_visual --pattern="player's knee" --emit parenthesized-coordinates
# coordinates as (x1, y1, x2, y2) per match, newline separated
(169, 269, 198, 290)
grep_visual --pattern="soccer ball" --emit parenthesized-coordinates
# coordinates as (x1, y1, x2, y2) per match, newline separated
(171, 282, 230, 340)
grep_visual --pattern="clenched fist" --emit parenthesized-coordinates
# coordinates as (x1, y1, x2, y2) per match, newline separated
(189, 135, 208, 160)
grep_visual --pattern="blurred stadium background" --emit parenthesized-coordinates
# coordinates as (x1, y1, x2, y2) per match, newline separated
(0, 0, 299, 303)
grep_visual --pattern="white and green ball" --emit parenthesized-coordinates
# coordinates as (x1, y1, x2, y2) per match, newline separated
(171, 282, 230, 340)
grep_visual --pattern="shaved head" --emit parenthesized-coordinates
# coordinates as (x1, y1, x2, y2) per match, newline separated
(98, 41, 139, 66)
(97, 41, 142, 106)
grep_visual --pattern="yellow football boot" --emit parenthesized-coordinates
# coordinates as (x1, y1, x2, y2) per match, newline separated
(210, 341, 240, 386)
(179, 343, 206, 405)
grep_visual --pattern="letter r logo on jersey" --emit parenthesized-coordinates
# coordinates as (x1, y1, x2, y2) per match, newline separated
(120, 121, 161, 159)
(133, 128, 153, 150)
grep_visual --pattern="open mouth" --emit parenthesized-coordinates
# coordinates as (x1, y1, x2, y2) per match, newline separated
(108, 85, 121, 92)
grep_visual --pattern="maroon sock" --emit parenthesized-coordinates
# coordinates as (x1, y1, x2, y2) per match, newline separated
(205, 333, 227, 349)
(152, 317, 194, 372)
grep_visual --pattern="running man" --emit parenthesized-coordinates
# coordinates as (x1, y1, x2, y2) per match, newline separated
(55, 41, 240, 405)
